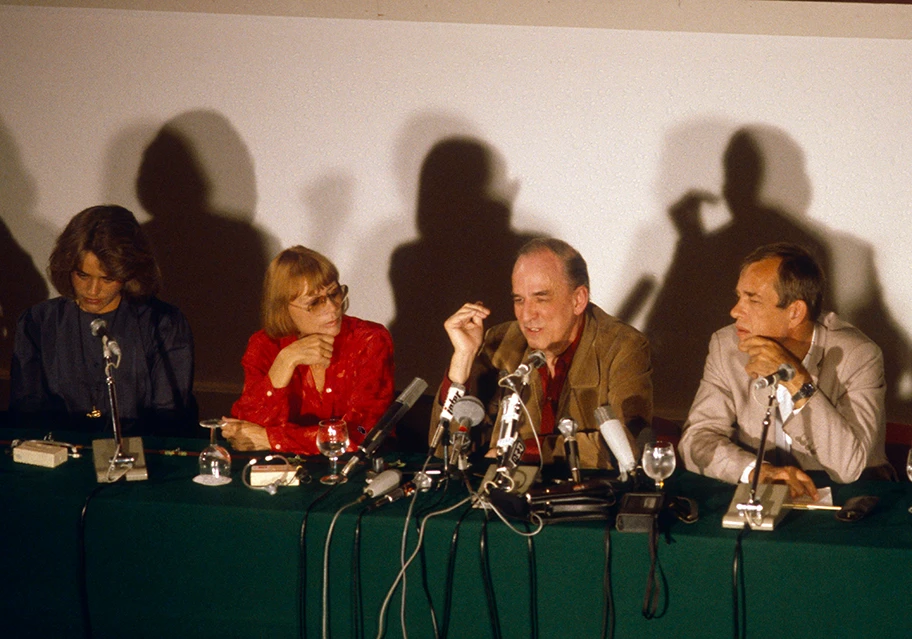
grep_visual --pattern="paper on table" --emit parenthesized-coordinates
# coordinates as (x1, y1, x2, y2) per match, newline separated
(784, 486, 837, 510)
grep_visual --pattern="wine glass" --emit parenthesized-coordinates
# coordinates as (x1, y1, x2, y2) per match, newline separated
(642, 442, 676, 491)
(906, 448, 912, 513)
(317, 418, 349, 485)
(193, 419, 232, 486)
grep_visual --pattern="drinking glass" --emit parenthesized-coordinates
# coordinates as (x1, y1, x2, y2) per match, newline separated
(906, 448, 912, 513)
(642, 442, 676, 491)
(317, 418, 349, 485)
(193, 419, 232, 486)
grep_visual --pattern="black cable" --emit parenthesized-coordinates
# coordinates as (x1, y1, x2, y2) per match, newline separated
(479, 511, 502, 639)
(78, 482, 119, 639)
(523, 521, 539, 639)
(600, 522, 614, 639)
(352, 507, 369, 639)
(440, 502, 474, 639)
(299, 485, 336, 639)
(732, 525, 749, 639)
(641, 518, 669, 620)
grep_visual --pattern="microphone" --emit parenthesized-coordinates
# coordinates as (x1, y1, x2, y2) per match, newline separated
(512, 349, 546, 379)
(363, 468, 402, 498)
(595, 405, 636, 482)
(557, 418, 582, 483)
(499, 350, 546, 388)
(366, 481, 416, 511)
(429, 382, 466, 450)
(341, 377, 428, 477)
(90, 318, 122, 360)
(448, 396, 486, 469)
(752, 363, 796, 391)
(90, 317, 110, 339)
(494, 390, 523, 454)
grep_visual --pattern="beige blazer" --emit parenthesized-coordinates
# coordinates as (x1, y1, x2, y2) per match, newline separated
(679, 312, 887, 484)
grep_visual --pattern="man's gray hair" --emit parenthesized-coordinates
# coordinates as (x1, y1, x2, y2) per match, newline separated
(517, 237, 590, 289)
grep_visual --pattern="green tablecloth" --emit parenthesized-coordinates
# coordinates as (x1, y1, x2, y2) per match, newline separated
(2, 430, 911, 638)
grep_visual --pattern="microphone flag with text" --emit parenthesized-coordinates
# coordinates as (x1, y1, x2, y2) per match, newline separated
(341, 377, 428, 477)
(429, 382, 466, 450)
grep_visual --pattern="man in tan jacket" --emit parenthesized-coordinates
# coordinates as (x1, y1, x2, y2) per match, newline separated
(430, 238, 653, 470)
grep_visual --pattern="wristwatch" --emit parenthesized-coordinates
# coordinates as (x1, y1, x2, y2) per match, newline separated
(792, 381, 816, 403)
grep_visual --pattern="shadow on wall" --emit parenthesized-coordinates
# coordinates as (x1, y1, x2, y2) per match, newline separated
(388, 136, 539, 394)
(619, 122, 912, 423)
(131, 110, 278, 418)
(0, 117, 50, 409)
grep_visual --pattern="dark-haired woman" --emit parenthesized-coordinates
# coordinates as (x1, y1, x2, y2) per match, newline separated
(10, 205, 196, 435)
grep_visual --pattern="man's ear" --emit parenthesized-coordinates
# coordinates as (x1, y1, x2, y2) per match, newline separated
(573, 286, 589, 315)
(788, 299, 808, 327)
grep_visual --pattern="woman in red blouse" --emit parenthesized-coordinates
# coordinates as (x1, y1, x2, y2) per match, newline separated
(221, 246, 394, 455)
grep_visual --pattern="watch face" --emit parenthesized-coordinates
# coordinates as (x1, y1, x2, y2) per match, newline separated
(795, 382, 816, 401)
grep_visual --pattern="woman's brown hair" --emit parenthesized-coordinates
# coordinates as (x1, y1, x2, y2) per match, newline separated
(48, 205, 161, 300)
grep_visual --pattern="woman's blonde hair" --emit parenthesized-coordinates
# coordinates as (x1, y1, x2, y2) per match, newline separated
(261, 246, 345, 338)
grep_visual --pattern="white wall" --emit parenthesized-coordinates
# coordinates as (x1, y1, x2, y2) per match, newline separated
(1, 3, 911, 419)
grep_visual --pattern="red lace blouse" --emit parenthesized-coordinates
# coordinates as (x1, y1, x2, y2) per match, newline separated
(231, 315, 394, 455)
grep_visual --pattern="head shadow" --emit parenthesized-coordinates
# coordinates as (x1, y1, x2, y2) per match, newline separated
(639, 123, 831, 417)
(126, 110, 276, 413)
(388, 135, 535, 391)
(0, 116, 49, 394)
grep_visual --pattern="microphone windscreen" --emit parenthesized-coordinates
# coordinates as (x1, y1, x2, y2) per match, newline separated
(398, 377, 428, 408)
(596, 406, 636, 480)
(451, 396, 485, 429)
(557, 418, 578, 440)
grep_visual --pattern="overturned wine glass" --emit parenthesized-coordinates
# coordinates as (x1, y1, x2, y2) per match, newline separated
(194, 419, 232, 486)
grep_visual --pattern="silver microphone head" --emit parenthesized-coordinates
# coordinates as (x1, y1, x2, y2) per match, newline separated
(451, 396, 485, 428)
(779, 363, 797, 382)
(399, 377, 429, 408)
(557, 418, 578, 441)
(90, 318, 107, 337)
(526, 350, 546, 370)
(752, 363, 797, 390)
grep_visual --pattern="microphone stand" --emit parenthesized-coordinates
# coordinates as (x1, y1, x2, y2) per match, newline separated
(92, 338, 148, 482)
(722, 386, 788, 530)
(486, 373, 538, 494)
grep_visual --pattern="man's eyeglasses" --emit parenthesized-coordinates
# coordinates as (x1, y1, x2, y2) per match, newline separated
(289, 284, 349, 314)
